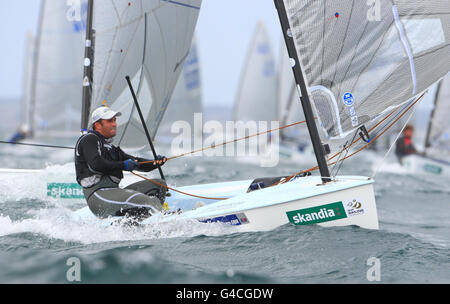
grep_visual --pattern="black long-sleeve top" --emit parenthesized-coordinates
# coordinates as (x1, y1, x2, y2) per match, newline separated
(75, 130, 158, 185)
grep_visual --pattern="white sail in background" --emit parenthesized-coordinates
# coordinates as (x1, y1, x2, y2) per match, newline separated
(31, 0, 87, 138)
(277, 40, 307, 144)
(156, 35, 203, 141)
(87, 0, 202, 150)
(425, 73, 450, 159)
(233, 22, 277, 124)
(282, 0, 450, 148)
(18, 32, 35, 133)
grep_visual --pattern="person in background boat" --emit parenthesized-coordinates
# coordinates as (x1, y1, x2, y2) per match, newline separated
(9, 124, 31, 143)
(395, 124, 417, 163)
(74, 106, 168, 219)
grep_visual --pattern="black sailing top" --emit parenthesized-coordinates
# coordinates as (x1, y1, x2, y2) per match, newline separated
(74, 130, 158, 186)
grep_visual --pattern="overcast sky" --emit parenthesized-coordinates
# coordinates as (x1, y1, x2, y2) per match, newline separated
(0, 0, 283, 109)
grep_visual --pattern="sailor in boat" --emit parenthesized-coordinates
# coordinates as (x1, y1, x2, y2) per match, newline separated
(9, 124, 31, 143)
(74, 106, 168, 219)
(395, 124, 417, 164)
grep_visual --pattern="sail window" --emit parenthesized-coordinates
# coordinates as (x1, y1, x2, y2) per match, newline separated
(401, 18, 446, 55)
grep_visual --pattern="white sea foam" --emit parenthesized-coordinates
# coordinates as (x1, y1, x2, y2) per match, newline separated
(0, 202, 236, 245)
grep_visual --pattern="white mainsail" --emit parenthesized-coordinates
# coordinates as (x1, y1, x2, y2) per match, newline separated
(30, 0, 87, 139)
(282, 0, 450, 149)
(18, 32, 35, 133)
(156, 35, 203, 141)
(86, 0, 202, 150)
(233, 22, 277, 124)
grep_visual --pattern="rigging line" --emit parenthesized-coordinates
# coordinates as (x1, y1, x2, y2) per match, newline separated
(370, 98, 416, 139)
(131, 171, 228, 201)
(138, 118, 311, 164)
(0, 140, 74, 150)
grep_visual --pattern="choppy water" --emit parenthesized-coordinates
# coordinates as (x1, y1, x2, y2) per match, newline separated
(0, 133, 449, 284)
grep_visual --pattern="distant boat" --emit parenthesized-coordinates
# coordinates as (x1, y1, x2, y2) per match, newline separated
(401, 73, 450, 177)
(232, 21, 278, 166)
(233, 21, 277, 125)
(10, 0, 87, 142)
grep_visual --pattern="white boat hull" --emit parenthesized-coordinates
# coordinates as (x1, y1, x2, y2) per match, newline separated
(73, 175, 379, 231)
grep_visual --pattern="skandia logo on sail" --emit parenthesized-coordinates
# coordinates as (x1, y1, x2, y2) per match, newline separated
(286, 202, 347, 225)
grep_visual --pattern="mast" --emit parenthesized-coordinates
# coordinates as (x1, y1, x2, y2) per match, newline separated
(81, 0, 94, 133)
(423, 82, 442, 156)
(274, 0, 331, 183)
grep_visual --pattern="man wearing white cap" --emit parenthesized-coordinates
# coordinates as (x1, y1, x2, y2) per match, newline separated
(74, 106, 167, 219)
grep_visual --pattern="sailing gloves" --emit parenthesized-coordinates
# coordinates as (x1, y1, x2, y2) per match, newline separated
(153, 155, 167, 166)
(123, 156, 167, 172)
(123, 159, 139, 171)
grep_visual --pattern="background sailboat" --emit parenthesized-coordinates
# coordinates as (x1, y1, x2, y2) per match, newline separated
(30, 0, 86, 141)
(9, 0, 87, 143)
(232, 21, 278, 166)
(9, 32, 35, 143)
(233, 21, 277, 125)
(401, 73, 450, 176)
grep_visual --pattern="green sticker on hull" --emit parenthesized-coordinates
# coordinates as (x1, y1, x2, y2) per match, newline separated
(286, 202, 347, 225)
(47, 183, 84, 199)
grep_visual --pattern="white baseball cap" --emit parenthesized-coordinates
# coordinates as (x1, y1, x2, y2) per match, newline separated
(91, 106, 122, 124)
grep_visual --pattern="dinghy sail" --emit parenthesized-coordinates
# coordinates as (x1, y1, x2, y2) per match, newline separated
(81, 0, 202, 151)
(13, 33, 35, 140)
(233, 22, 277, 125)
(275, 0, 450, 178)
(156, 36, 203, 143)
(32, 0, 87, 139)
(12, 0, 87, 140)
